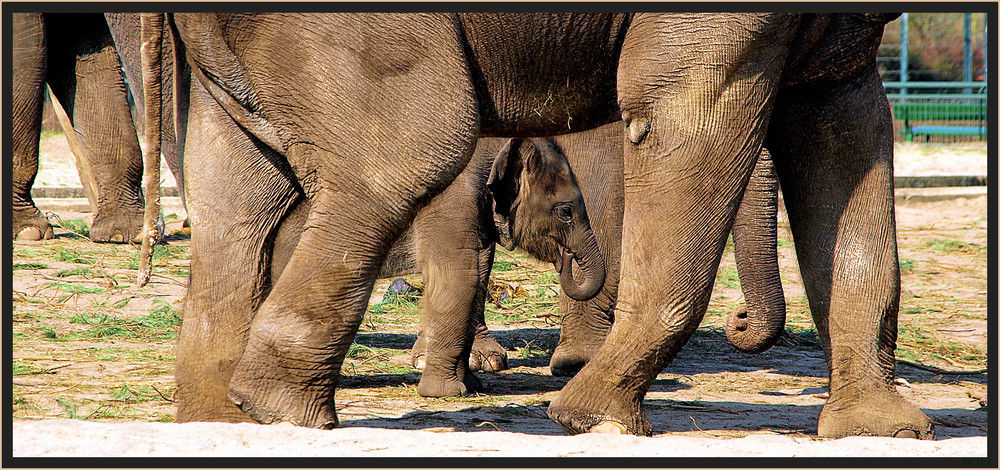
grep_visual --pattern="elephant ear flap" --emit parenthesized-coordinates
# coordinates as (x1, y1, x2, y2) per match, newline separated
(487, 139, 524, 218)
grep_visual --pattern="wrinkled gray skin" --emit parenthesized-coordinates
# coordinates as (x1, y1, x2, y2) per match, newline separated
(390, 122, 783, 378)
(139, 12, 932, 439)
(12, 13, 144, 242)
(270, 136, 606, 397)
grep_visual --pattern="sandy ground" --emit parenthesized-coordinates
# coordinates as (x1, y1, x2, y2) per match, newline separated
(11, 135, 991, 459)
(11, 420, 988, 458)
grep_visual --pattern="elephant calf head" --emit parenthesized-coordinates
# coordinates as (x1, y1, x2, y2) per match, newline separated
(487, 138, 606, 301)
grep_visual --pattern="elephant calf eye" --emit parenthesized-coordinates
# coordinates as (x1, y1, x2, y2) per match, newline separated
(554, 204, 573, 223)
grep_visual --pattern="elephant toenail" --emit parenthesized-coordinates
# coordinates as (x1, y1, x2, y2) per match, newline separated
(16, 227, 43, 241)
(589, 421, 628, 434)
(111, 232, 124, 243)
(894, 429, 918, 439)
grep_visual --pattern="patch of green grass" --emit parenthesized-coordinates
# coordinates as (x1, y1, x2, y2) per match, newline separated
(715, 267, 740, 289)
(58, 218, 91, 237)
(40, 130, 62, 138)
(55, 397, 82, 419)
(924, 238, 985, 254)
(164, 213, 180, 221)
(52, 248, 98, 265)
(13, 360, 46, 376)
(56, 267, 94, 277)
(13, 262, 49, 271)
(491, 259, 516, 274)
(899, 258, 915, 272)
(535, 271, 559, 285)
(515, 338, 555, 359)
(777, 238, 794, 248)
(13, 248, 40, 256)
(121, 245, 189, 269)
(111, 384, 158, 403)
(40, 327, 58, 340)
(45, 282, 105, 294)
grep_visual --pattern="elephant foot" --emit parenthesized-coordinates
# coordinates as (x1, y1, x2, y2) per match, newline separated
(817, 387, 935, 440)
(13, 208, 54, 241)
(547, 377, 651, 436)
(90, 208, 144, 243)
(417, 369, 482, 398)
(227, 379, 339, 429)
(550, 333, 608, 377)
(549, 345, 595, 377)
(411, 332, 508, 373)
(15, 225, 54, 241)
(469, 332, 508, 372)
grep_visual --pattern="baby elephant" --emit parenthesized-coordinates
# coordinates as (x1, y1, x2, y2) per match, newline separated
(271, 135, 604, 397)
(395, 122, 784, 390)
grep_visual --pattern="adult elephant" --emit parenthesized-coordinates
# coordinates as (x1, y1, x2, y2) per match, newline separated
(12, 13, 145, 242)
(141, 12, 931, 439)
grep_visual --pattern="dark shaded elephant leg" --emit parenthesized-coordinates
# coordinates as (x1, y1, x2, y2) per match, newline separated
(468, 243, 509, 373)
(549, 123, 623, 377)
(12, 13, 53, 241)
(45, 14, 144, 243)
(768, 66, 933, 439)
(548, 13, 792, 435)
(174, 79, 300, 424)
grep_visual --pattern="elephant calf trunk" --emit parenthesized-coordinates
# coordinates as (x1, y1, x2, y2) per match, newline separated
(559, 231, 606, 302)
(137, 12, 164, 287)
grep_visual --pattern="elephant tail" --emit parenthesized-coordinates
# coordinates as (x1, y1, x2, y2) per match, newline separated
(137, 12, 165, 287)
(726, 150, 787, 354)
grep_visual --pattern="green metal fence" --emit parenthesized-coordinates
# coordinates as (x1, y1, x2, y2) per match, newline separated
(883, 82, 988, 143)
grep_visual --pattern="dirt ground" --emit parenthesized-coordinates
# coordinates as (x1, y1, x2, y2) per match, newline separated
(9, 136, 989, 457)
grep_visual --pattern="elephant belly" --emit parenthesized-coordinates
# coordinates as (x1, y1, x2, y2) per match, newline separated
(458, 13, 630, 137)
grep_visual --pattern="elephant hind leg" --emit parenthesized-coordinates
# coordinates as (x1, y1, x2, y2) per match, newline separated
(12, 13, 53, 241)
(45, 13, 145, 244)
(174, 78, 300, 424)
(767, 65, 933, 439)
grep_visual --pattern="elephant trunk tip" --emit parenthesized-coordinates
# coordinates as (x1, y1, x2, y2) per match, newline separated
(725, 304, 785, 354)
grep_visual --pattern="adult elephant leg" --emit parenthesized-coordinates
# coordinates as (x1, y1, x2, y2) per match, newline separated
(548, 13, 794, 435)
(768, 66, 933, 439)
(223, 14, 480, 426)
(12, 13, 52, 241)
(174, 77, 300, 424)
(550, 123, 624, 377)
(46, 14, 144, 243)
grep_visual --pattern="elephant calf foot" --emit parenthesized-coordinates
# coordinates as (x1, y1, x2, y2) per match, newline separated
(469, 333, 508, 372)
(13, 208, 54, 241)
(818, 387, 935, 440)
(547, 385, 652, 436)
(90, 208, 144, 243)
(549, 345, 597, 377)
(411, 333, 509, 373)
(417, 370, 482, 398)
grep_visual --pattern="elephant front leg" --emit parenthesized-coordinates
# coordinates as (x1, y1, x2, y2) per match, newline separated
(768, 66, 933, 439)
(548, 13, 793, 435)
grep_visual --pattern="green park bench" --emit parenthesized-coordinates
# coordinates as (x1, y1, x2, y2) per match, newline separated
(892, 100, 986, 142)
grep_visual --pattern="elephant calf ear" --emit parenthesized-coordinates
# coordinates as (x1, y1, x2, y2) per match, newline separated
(487, 139, 524, 218)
